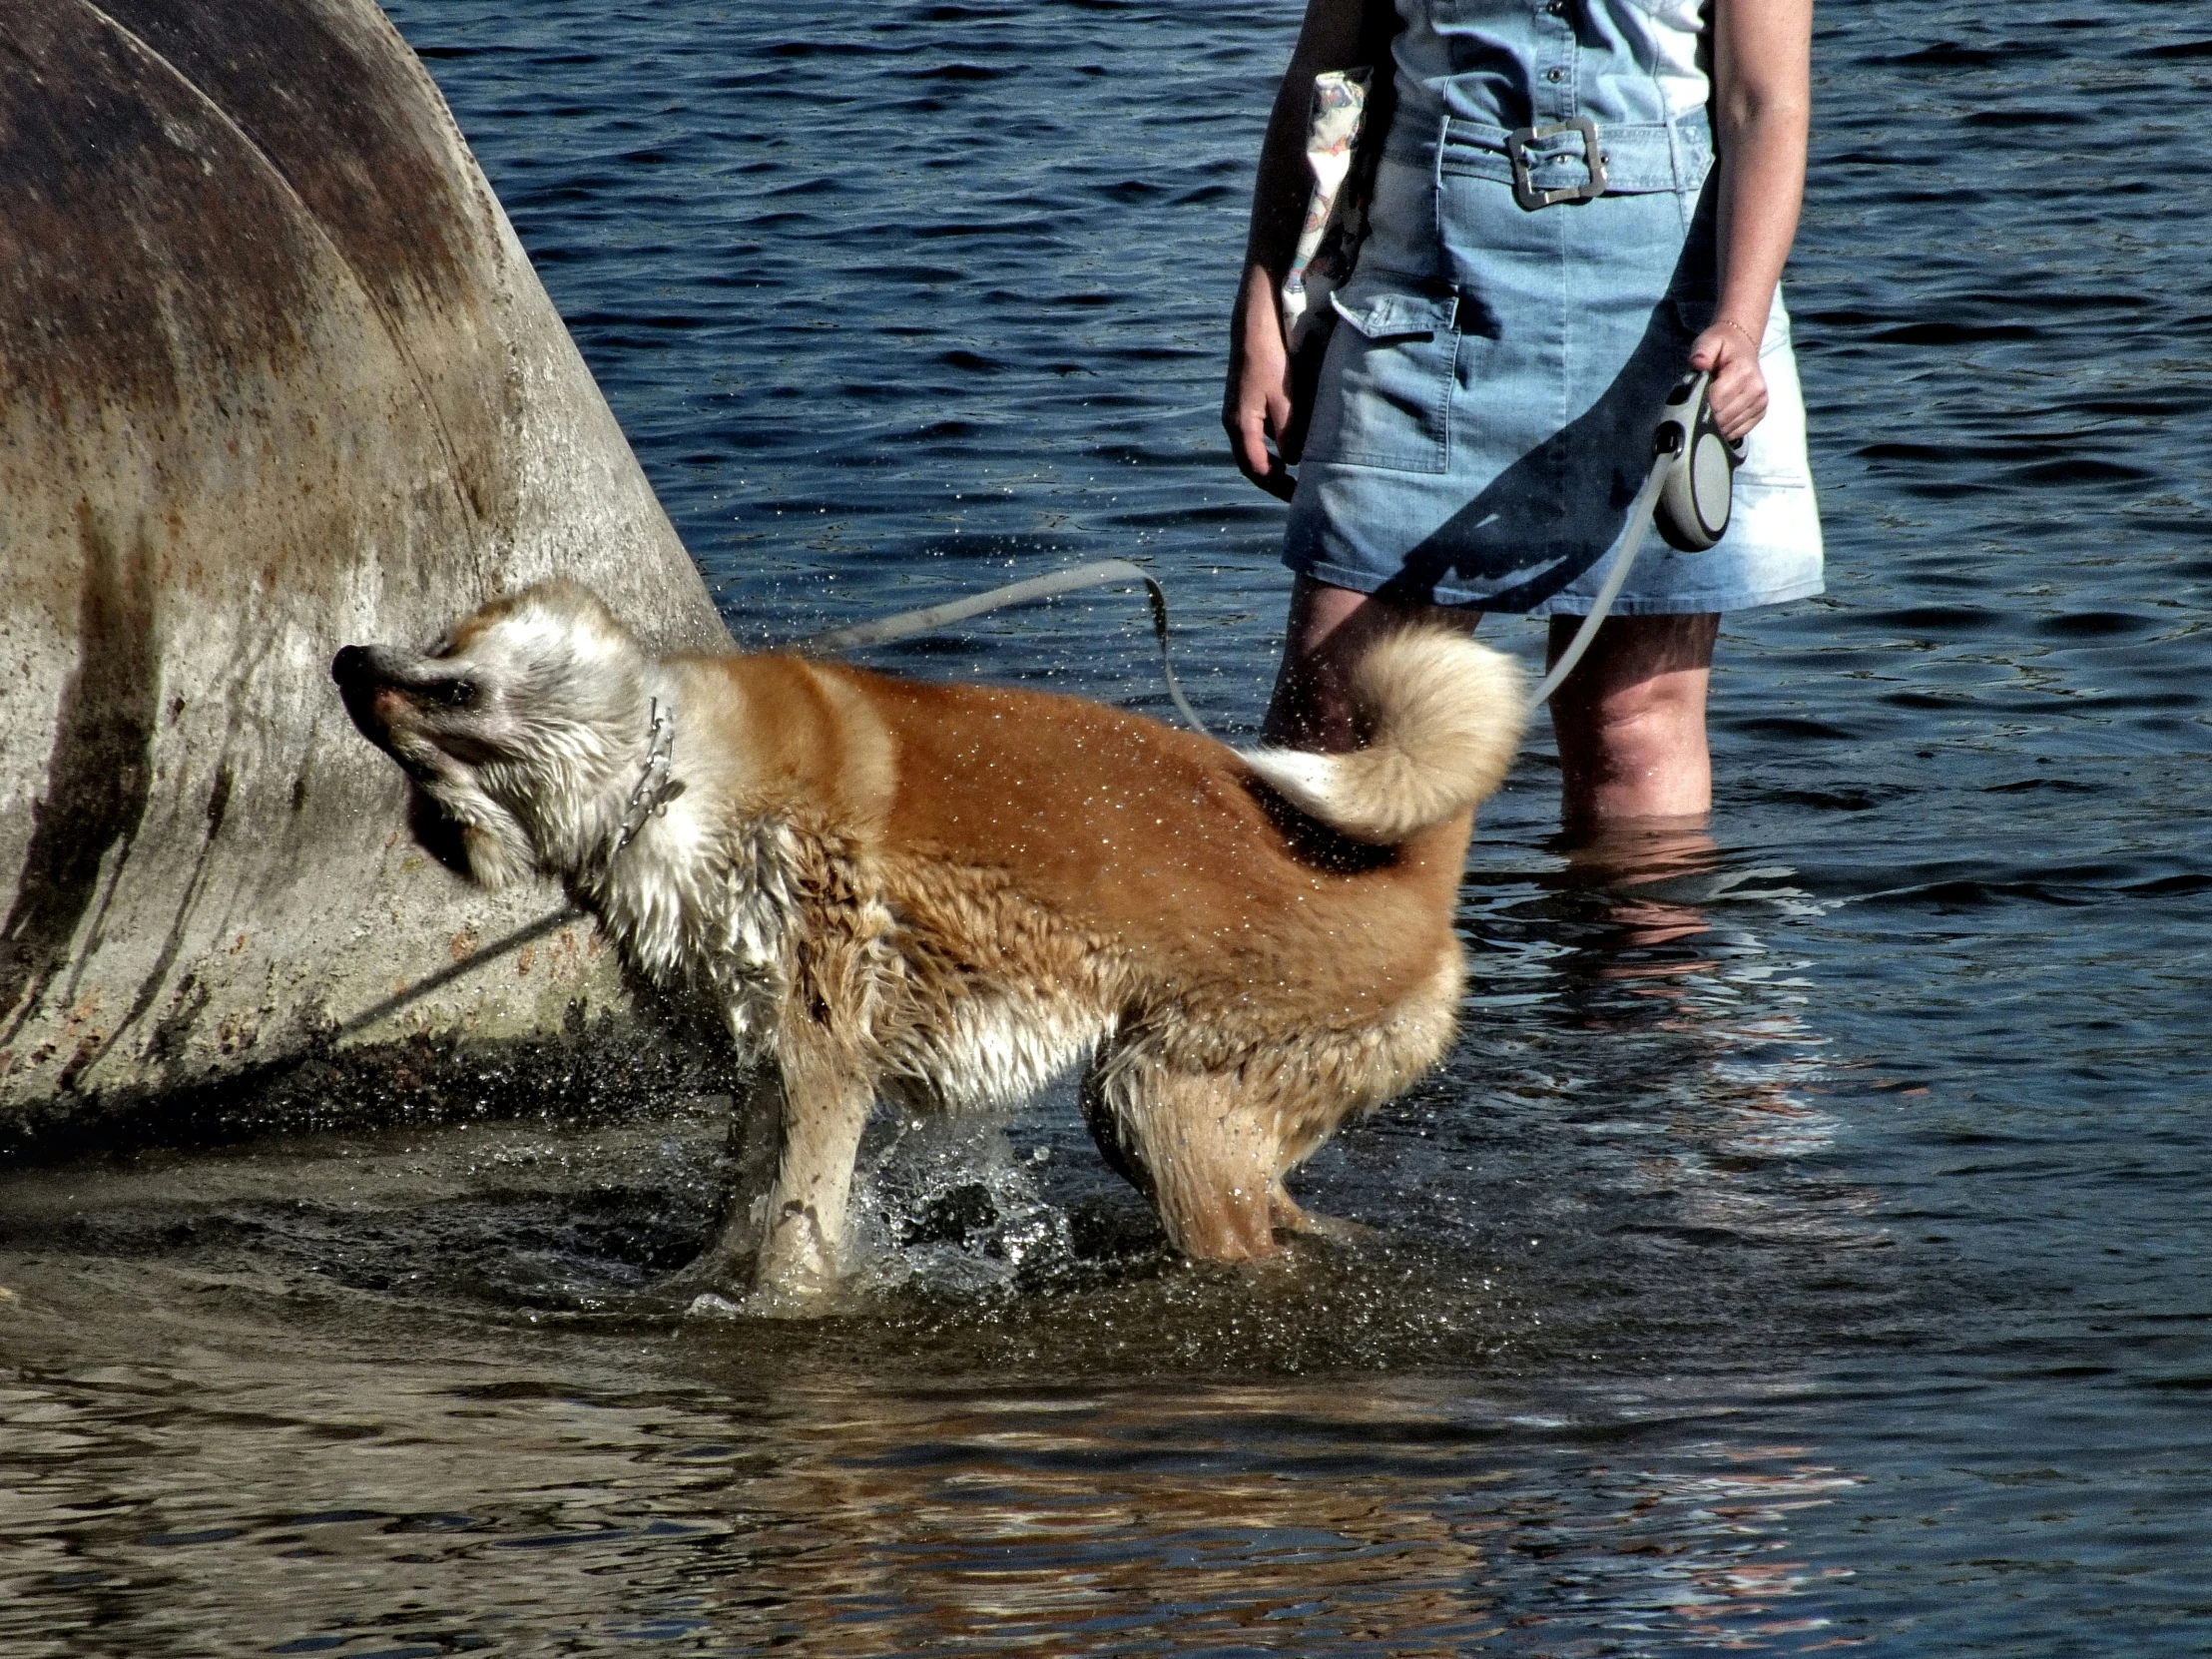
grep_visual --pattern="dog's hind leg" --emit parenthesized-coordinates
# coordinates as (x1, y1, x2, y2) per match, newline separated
(1084, 1055, 1283, 1262)
(755, 1020, 876, 1298)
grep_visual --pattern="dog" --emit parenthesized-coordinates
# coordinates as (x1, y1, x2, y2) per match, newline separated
(333, 580, 1525, 1298)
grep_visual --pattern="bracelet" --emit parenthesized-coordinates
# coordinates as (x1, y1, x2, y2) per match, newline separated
(1718, 315, 1761, 348)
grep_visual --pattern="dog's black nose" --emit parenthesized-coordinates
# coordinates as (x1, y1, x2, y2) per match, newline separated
(331, 644, 397, 743)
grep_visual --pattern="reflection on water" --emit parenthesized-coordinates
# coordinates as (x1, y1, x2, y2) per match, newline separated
(0, 1277, 1869, 1656)
(0, 826, 1887, 1655)
(6, 0, 2212, 1649)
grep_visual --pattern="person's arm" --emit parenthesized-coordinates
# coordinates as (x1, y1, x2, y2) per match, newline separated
(1689, 0, 1813, 441)
(1224, 0, 1369, 500)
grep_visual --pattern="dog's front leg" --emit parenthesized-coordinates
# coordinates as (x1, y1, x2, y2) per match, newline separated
(754, 1019, 875, 1299)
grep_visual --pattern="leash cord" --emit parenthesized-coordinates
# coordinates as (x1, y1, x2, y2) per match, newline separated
(787, 454, 1666, 745)
(789, 558, 1213, 738)
(1524, 450, 1672, 710)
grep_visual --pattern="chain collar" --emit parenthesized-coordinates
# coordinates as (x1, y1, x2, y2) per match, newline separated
(613, 697, 686, 851)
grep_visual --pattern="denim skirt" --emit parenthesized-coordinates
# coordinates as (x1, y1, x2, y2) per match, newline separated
(1282, 144, 1824, 617)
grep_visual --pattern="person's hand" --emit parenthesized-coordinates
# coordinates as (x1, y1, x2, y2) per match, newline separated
(1224, 265, 1298, 502)
(1686, 314, 1769, 442)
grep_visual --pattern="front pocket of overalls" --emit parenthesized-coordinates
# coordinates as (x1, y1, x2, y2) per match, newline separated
(1301, 282, 1460, 474)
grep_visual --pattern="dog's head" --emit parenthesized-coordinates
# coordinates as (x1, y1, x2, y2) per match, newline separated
(332, 580, 651, 888)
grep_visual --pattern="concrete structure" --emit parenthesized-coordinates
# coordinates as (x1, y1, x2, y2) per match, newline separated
(0, 0, 730, 1146)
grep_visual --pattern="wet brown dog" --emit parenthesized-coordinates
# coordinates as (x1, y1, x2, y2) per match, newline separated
(334, 580, 1524, 1299)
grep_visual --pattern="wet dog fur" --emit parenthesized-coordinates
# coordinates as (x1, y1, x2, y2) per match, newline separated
(333, 580, 1525, 1299)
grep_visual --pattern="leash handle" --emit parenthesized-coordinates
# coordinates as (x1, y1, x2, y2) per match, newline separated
(790, 559, 1213, 738)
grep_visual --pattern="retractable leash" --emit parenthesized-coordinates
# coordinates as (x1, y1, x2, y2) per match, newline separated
(1527, 369, 1743, 708)
(788, 371, 1739, 730)
(1652, 368, 1747, 554)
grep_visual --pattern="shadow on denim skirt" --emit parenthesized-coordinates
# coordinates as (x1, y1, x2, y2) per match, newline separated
(1283, 155, 1823, 618)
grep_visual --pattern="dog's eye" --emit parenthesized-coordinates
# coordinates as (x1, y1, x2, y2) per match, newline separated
(439, 679, 478, 708)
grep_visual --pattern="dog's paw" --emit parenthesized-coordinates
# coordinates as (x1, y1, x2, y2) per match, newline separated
(683, 1291, 750, 1320)
(1278, 1209, 1382, 1249)
(676, 1277, 848, 1322)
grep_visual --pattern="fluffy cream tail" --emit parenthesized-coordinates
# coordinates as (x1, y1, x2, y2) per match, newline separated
(1241, 629, 1527, 844)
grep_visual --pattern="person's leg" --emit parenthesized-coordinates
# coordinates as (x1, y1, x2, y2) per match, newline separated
(1544, 613, 1719, 829)
(1265, 581, 1719, 829)
(1262, 576, 1474, 749)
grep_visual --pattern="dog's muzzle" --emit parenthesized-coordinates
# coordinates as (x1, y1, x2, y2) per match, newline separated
(331, 642, 455, 743)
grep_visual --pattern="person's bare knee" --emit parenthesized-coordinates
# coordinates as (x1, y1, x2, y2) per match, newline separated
(1548, 614, 1718, 828)
(1576, 655, 1709, 734)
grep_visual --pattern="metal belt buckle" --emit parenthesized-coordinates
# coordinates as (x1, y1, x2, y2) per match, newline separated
(1506, 116, 1607, 211)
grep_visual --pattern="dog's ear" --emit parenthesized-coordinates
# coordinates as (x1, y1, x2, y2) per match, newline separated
(405, 779, 537, 890)
(407, 786, 476, 878)
(457, 815, 537, 891)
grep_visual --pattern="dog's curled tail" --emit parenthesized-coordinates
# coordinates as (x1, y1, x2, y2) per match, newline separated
(1241, 629, 1527, 844)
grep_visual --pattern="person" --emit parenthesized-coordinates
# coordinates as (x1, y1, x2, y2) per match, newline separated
(1226, 0, 1820, 832)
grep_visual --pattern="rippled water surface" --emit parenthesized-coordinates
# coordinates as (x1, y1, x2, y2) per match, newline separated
(6, 2, 2211, 1653)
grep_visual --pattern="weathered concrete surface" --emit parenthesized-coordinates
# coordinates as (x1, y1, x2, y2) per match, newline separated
(0, 0, 731, 1136)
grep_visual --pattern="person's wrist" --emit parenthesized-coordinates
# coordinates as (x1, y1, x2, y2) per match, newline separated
(1716, 315, 1762, 350)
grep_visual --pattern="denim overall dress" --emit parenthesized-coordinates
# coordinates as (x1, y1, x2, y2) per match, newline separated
(1281, 0, 1824, 616)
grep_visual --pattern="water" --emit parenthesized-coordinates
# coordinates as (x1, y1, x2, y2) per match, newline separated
(5, 1, 2211, 1652)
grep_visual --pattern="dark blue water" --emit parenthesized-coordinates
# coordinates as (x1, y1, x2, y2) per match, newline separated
(4, 2, 2209, 1653)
